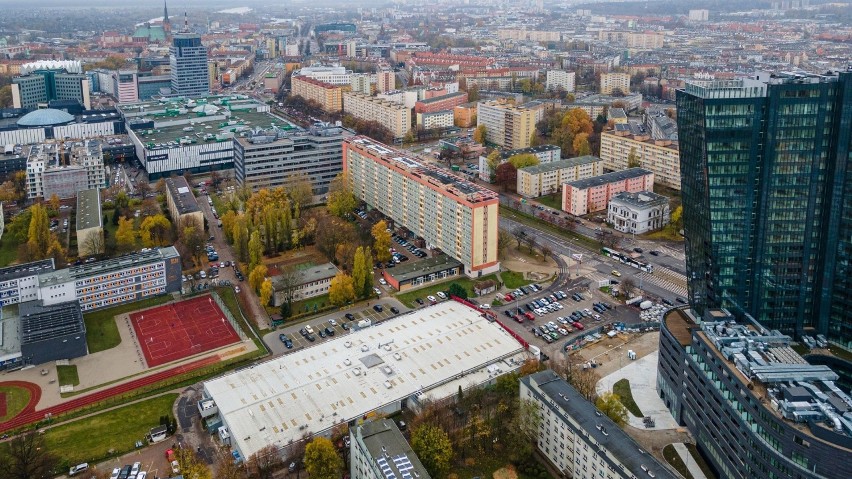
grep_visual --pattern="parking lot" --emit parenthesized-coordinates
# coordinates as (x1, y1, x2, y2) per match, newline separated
(263, 299, 410, 355)
(494, 280, 639, 356)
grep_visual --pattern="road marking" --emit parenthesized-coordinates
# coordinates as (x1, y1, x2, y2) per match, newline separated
(636, 272, 688, 297)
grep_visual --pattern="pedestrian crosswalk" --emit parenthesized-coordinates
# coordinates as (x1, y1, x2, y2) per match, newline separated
(636, 272, 688, 297)
(658, 245, 686, 262)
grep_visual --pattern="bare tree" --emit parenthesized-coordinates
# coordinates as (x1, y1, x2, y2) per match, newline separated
(497, 230, 512, 258)
(214, 450, 248, 479)
(620, 276, 637, 298)
(540, 245, 552, 262)
(80, 230, 105, 257)
(276, 264, 303, 317)
(512, 226, 526, 249)
(246, 445, 283, 479)
(552, 353, 599, 401)
(523, 235, 537, 255)
(0, 431, 59, 479)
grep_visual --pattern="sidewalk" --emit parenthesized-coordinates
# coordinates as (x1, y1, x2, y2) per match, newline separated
(673, 443, 709, 479)
(596, 350, 679, 430)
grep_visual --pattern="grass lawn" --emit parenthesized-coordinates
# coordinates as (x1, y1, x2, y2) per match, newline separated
(613, 378, 644, 417)
(663, 444, 694, 479)
(83, 295, 172, 353)
(44, 393, 178, 466)
(643, 227, 684, 242)
(501, 270, 532, 289)
(395, 274, 497, 308)
(293, 293, 331, 315)
(452, 455, 554, 479)
(536, 193, 562, 210)
(0, 236, 20, 266)
(57, 365, 79, 387)
(0, 385, 32, 422)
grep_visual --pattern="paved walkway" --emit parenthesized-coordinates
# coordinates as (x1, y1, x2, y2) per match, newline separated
(673, 443, 709, 479)
(596, 350, 679, 430)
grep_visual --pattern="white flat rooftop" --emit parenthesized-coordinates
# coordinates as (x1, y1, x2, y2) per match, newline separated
(204, 301, 526, 458)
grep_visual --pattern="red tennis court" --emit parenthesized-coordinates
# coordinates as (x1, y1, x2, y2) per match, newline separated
(129, 295, 241, 367)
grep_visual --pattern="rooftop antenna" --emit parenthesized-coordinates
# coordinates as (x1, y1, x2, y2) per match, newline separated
(183, 12, 188, 33)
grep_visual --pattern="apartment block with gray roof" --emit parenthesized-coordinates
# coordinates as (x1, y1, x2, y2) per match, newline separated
(351, 419, 432, 479)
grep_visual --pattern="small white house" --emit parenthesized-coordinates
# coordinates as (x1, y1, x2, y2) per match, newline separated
(606, 190, 670, 234)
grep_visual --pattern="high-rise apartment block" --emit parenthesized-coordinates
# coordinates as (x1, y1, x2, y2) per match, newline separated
(599, 72, 631, 95)
(233, 124, 348, 198)
(477, 101, 536, 150)
(678, 71, 852, 349)
(545, 70, 575, 92)
(343, 92, 411, 140)
(12, 61, 91, 110)
(291, 76, 343, 113)
(343, 136, 499, 277)
(688, 9, 709, 21)
(170, 31, 209, 97)
(600, 126, 681, 190)
(375, 69, 395, 93)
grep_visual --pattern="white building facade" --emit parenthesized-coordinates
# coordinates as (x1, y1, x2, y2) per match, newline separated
(606, 191, 670, 234)
(546, 70, 576, 92)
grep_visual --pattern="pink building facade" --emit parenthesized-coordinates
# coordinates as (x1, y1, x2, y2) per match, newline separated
(562, 168, 655, 216)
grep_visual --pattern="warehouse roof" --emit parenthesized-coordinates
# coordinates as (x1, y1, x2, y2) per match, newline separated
(204, 301, 526, 459)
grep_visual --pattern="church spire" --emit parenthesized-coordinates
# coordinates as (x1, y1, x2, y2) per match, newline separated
(163, 0, 171, 35)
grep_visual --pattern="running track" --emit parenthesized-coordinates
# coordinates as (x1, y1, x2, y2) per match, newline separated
(0, 356, 218, 433)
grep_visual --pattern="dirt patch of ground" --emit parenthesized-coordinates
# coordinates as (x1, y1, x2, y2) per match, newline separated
(500, 255, 558, 278)
(572, 332, 661, 379)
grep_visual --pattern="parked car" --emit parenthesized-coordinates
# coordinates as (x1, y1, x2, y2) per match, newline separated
(390, 307, 399, 314)
(373, 304, 384, 312)
(345, 313, 355, 321)
(437, 291, 447, 299)
(427, 295, 437, 303)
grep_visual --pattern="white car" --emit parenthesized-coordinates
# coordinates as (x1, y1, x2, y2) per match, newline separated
(378, 278, 387, 285)
(329, 319, 337, 327)
(374, 287, 382, 296)
(305, 325, 314, 334)
(234, 286, 241, 293)
(199, 270, 207, 279)
(437, 291, 447, 299)
(131, 462, 141, 477)
(480, 303, 491, 309)
(109, 468, 120, 479)
(427, 295, 437, 303)
(171, 461, 180, 474)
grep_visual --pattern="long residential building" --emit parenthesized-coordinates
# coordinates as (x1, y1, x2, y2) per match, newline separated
(75, 188, 103, 257)
(414, 91, 468, 115)
(344, 136, 499, 277)
(517, 156, 604, 198)
(600, 126, 681, 190)
(522, 370, 678, 479)
(562, 168, 654, 216)
(343, 92, 411, 140)
(164, 176, 203, 229)
(233, 124, 350, 198)
(291, 75, 343, 112)
(26, 141, 106, 199)
(477, 101, 536, 150)
(658, 308, 852, 479)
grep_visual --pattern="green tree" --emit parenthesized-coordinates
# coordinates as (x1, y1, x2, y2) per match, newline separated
(508, 153, 539, 169)
(362, 247, 374, 297)
(352, 246, 368, 297)
(596, 391, 628, 427)
(627, 146, 641, 168)
(328, 272, 356, 305)
(0, 85, 12, 108)
(467, 83, 480, 102)
(372, 220, 392, 263)
(411, 424, 453, 478)
(670, 205, 683, 229)
(0, 431, 59, 479)
(287, 172, 314, 208)
(447, 282, 468, 300)
(249, 264, 268, 293)
(573, 132, 592, 156)
(529, 131, 542, 147)
(26, 203, 51, 259)
(115, 190, 129, 209)
(304, 437, 343, 479)
(326, 172, 358, 218)
(473, 124, 487, 144)
(248, 230, 263, 271)
(112, 207, 121, 226)
(174, 446, 212, 479)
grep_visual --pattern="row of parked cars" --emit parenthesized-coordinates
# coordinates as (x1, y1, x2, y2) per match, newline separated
(392, 235, 428, 258)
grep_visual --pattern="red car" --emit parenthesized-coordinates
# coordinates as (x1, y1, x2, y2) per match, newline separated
(525, 312, 535, 321)
(572, 321, 585, 330)
(505, 293, 514, 301)
(514, 315, 524, 323)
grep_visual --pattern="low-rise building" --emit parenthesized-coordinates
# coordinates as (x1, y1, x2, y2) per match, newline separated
(416, 110, 454, 130)
(381, 255, 463, 292)
(164, 176, 203, 229)
(517, 156, 604, 198)
(414, 91, 468, 115)
(19, 300, 87, 366)
(234, 124, 349, 198)
(574, 93, 643, 117)
(351, 420, 432, 479)
(26, 140, 106, 199)
(546, 70, 575, 92)
(343, 92, 411, 140)
(271, 262, 339, 306)
(600, 126, 681, 190)
(606, 191, 670, 234)
(291, 76, 343, 113)
(607, 107, 627, 124)
(293, 65, 352, 85)
(562, 168, 654, 216)
(478, 145, 562, 182)
(521, 370, 677, 479)
(75, 188, 103, 257)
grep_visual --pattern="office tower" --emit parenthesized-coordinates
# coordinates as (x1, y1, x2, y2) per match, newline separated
(11, 61, 91, 110)
(678, 71, 852, 349)
(169, 14, 209, 97)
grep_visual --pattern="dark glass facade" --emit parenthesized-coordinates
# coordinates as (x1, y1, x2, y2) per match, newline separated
(678, 71, 852, 349)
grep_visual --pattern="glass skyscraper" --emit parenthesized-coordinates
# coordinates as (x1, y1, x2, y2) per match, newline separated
(169, 32, 209, 98)
(678, 70, 852, 349)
